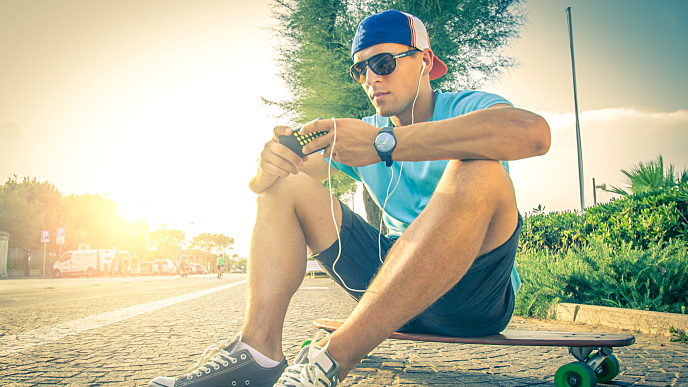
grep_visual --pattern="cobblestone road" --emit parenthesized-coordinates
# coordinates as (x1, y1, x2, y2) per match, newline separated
(0, 276, 686, 386)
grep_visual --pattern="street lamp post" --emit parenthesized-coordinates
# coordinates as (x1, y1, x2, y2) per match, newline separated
(592, 177, 607, 205)
(566, 7, 586, 212)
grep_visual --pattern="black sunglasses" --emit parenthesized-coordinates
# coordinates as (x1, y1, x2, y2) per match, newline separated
(350, 49, 420, 84)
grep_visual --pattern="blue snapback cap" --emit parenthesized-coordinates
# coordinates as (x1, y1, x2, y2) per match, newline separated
(351, 10, 447, 80)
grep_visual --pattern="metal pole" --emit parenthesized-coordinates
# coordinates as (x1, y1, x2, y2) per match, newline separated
(566, 7, 586, 212)
(593, 177, 597, 205)
(42, 242, 46, 277)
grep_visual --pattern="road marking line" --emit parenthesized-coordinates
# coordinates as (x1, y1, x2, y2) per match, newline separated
(0, 280, 247, 357)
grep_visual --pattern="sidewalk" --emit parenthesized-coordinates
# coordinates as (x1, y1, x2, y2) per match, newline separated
(0, 277, 685, 386)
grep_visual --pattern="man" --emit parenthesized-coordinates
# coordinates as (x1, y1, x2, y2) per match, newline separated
(216, 254, 226, 279)
(149, 9, 549, 387)
(25, 251, 31, 277)
(131, 252, 139, 277)
(122, 253, 130, 277)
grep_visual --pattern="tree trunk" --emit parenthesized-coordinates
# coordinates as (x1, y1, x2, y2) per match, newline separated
(363, 186, 388, 235)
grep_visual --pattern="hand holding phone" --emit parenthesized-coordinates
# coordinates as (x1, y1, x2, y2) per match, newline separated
(278, 129, 328, 158)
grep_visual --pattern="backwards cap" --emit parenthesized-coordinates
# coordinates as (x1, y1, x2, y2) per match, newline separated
(351, 10, 448, 81)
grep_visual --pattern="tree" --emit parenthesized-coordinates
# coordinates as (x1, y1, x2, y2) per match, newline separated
(0, 176, 66, 249)
(266, 0, 526, 228)
(189, 232, 215, 252)
(213, 234, 235, 255)
(147, 225, 185, 258)
(63, 193, 128, 252)
(189, 233, 235, 255)
(608, 155, 688, 196)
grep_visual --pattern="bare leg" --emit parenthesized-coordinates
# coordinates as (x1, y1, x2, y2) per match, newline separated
(241, 172, 342, 362)
(325, 160, 519, 378)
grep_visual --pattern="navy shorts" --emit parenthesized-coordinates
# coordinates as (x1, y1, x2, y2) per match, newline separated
(312, 201, 522, 337)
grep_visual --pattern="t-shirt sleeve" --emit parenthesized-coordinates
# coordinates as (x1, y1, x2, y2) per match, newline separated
(446, 91, 513, 116)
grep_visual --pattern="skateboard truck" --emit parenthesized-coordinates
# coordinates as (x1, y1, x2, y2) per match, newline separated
(559, 346, 620, 387)
(570, 346, 612, 371)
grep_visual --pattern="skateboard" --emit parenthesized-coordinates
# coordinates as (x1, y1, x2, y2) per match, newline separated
(313, 319, 635, 387)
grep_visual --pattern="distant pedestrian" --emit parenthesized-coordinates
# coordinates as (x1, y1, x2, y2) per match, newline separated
(25, 251, 31, 277)
(96, 250, 101, 276)
(122, 254, 130, 277)
(114, 254, 122, 277)
(131, 252, 139, 277)
(107, 256, 114, 277)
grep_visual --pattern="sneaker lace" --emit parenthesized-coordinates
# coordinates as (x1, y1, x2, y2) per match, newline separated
(275, 331, 333, 387)
(184, 332, 242, 379)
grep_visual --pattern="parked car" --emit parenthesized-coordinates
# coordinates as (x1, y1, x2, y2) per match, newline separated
(151, 259, 178, 275)
(191, 263, 207, 274)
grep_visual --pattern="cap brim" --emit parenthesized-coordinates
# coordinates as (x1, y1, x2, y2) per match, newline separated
(429, 54, 447, 81)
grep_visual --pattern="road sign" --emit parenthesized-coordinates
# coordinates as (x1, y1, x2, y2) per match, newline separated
(41, 230, 50, 243)
(56, 228, 66, 244)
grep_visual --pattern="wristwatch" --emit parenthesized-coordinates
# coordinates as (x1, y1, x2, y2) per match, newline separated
(374, 127, 396, 167)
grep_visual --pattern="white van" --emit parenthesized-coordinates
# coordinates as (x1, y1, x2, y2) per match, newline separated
(53, 249, 129, 278)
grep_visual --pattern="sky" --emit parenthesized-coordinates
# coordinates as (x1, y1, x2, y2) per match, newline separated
(1, 0, 686, 256)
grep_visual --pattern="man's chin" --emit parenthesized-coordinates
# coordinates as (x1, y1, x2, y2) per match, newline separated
(375, 107, 394, 118)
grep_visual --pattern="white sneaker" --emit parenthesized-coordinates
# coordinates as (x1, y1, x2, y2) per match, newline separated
(148, 332, 287, 387)
(274, 331, 339, 387)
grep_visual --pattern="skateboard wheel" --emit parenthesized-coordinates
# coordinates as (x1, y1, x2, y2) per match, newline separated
(555, 361, 597, 387)
(594, 354, 620, 384)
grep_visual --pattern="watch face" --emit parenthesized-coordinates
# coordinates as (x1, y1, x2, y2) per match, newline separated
(375, 132, 396, 153)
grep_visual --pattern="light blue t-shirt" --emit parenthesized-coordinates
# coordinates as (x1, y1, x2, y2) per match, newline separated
(325, 89, 521, 293)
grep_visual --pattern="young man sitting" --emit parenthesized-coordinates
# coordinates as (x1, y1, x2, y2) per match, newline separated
(149, 9, 549, 387)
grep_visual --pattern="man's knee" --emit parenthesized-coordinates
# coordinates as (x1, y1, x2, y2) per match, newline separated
(256, 173, 323, 207)
(441, 160, 514, 201)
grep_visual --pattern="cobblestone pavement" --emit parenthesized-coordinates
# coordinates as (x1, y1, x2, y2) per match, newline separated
(0, 276, 686, 386)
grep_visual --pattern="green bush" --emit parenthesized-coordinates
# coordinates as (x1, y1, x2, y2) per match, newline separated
(515, 239, 688, 318)
(520, 186, 688, 253)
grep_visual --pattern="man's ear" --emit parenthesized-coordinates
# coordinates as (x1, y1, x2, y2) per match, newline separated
(422, 50, 434, 74)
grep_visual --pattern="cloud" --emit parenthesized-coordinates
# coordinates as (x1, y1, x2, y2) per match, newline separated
(510, 108, 688, 214)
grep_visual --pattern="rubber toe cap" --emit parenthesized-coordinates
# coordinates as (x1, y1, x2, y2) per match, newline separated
(148, 376, 176, 387)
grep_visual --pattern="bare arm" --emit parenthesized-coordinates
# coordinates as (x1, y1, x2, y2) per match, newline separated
(393, 104, 551, 162)
(300, 105, 550, 167)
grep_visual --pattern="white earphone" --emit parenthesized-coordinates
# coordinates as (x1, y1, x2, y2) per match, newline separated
(327, 55, 428, 294)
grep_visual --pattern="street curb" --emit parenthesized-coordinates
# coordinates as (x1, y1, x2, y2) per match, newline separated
(556, 303, 688, 336)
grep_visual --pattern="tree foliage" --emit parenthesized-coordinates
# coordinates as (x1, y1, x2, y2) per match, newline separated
(266, 0, 525, 124)
(189, 232, 236, 255)
(520, 186, 688, 254)
(147, 225, 185, 258)
(608, 154, 688, 196)
(0, 177, 234, 263)
(266, 0, 526, 223)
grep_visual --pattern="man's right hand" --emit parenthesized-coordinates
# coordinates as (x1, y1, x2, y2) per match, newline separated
(249, 126, 306, 194)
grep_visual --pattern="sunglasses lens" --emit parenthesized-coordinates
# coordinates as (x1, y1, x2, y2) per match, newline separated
(369, 53, 396, 76)
(350, 52, 401, 84)
(351, 63, 367, 84)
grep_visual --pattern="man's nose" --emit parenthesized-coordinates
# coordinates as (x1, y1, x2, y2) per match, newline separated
(364, 67, 381, 85)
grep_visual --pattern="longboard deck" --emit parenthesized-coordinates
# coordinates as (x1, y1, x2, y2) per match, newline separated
(314, 319, 635, 347)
